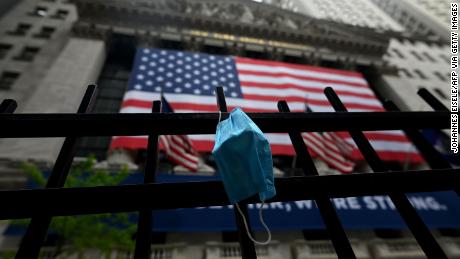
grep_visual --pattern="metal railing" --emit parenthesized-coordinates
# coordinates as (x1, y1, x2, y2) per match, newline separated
(0, 85, 458, 259)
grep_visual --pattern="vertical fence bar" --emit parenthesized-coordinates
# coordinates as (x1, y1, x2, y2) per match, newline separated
(15, 85, 97, 259)
(134, 100, 161, 259)
(215, 87, 257, 259)
(277, 101, 356, 259)
(418, 88, 450, 111)
(416, 88, 458, 195)
(324, 87, 448, 259)
(0, 99, 18, 114)
(383, 100, 451, 169)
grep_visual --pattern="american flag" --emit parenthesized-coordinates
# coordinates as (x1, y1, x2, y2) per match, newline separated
(302, 105, 355, 173)
(158, 96, 199, 171)
(159, 135, 199, 171)
(111, 48, 423, 167)
(302, 132, 355, 173)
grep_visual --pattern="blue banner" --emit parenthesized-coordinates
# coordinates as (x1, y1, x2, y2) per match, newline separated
(149, 174, 460, 231)
(7, 173, 459, 236)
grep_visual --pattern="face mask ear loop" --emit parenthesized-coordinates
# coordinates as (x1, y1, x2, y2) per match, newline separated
(218, 111, 222, 125)
(235, 201, 272, 245)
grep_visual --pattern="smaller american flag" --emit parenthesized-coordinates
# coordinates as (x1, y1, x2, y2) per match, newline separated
(302, 132, 356, 173)
(159, 96, 199, 172)
(301, 105, 355, 173)
(159, 135, 199, 171)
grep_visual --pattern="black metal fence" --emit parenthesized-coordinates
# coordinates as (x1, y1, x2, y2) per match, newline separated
(0, 85, 458, 259)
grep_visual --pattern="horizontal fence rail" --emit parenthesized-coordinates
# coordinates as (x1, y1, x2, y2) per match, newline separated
(0, 111, 450, 137)
(0, 168, 458, 220)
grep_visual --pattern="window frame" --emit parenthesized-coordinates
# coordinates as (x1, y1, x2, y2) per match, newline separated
(0, 71, 20, 90)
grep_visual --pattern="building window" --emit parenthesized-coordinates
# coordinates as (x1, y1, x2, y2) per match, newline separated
(51, 9, 69, 19)
(414, 69, 427, 79)
(434, 71, 446, 81)
(434, 88, 447, 99)
(398, 68, 413, 78)
(6, 23, 32, 36)
(426, 29, 437, 37)
(422, 52, 436, 62)
(410, 51, 424, 61)
(418, 23, 427, 33)
(13, 46, 40, 61)
(29, 6, 48, 17)
(33, 26, 55, 39)
(0, 43, 12, 59)
(400, 10, 408, 19)
(0, 71, 20, 90)
(391, 48, 405, 59)
(439, 54, 450, 63)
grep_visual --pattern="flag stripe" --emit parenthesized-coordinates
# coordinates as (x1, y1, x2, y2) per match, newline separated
(302, 133, 355, 172)
(236, 57, 368, 83)
(242, 94, 384, 111)
(169, 136, 199, 162)
(159, 135, 199, 171)
(303, 133, 350, 164)
(238, 74, 373, 95)
(305, 136, 354, 170)
(240, 85, 380, 105)
(241, 81, 376, 99)
(307, 133, 342, 158)
(324, 132, 354, 156)
(168, 141, 199, 165)
(238, 70, 370, 89)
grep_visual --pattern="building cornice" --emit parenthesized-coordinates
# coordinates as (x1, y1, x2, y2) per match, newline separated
(71, 0, 392, 66)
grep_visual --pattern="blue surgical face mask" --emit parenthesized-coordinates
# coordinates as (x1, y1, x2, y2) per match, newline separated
(212, 107, 276, 245)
